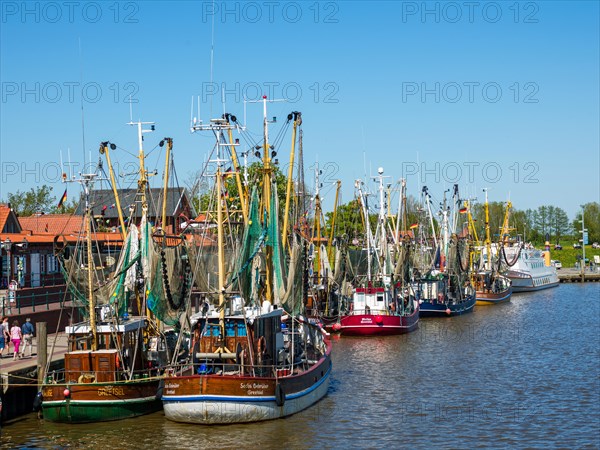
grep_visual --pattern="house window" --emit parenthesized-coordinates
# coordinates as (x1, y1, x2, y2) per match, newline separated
(46, 254, 59, 273)
(40, 254, 46, 274)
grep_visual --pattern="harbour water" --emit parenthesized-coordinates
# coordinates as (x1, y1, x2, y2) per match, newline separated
(1, 283, 598, 448)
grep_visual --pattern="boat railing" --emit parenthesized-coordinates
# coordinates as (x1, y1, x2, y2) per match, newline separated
(44, 366, 161, 384)
(166, 356, 320, 379)
(350, 308, 389, 316)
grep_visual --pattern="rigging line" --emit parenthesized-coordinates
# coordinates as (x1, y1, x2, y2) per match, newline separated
(114, 144, 138, 159)
(236, 130, 260, 154)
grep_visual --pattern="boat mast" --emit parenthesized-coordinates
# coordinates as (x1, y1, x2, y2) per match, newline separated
(282, 112, 301, 249)
(128, 119, 155, 319)
(224, 113, 248, 225)
(440, 190, 450, 272)
(327, 180, 342, 263)
(215, 155, 227, 353)
(261, 96, 274, 304)
(500, 200, 513, 246)
(161, 138, 173, 232)
(483, 188, 492, 271)
(82, 173, 98, 351)
(423, 187, 439, 250)
(99, 142, 126, 240)
(355, 179, 372, 282)
(313, 162, 322, 280)
(375, 168, 388, 275)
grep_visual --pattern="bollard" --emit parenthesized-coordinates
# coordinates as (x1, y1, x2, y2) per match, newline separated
(36, 322, 47, 390)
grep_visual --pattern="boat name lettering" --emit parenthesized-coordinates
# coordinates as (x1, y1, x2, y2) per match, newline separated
(361, 318, 373, 323)
(42, 387, 53, 398)
(165, 383, 180, 389)
(98, 385, 125, 396)
(240, 382, 270, 390)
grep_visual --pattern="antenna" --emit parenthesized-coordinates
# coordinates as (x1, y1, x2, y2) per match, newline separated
(128, 95, 132, 122)
(67, 148, 73, 179)
(209, 0, 216, 118)
(190, 96, 194, 130)
(221, 86, 226, 116)
(60, 149, 64, 179)
(78, 37, 87, 168)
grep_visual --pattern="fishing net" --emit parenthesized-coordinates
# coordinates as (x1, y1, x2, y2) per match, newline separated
(145, 216, 193, 327)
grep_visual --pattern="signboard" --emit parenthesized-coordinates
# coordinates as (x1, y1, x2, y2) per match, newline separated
(583, 231, 589, 245)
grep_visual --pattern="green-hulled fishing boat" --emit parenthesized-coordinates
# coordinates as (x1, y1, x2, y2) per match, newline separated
(40, 122, 191, 423)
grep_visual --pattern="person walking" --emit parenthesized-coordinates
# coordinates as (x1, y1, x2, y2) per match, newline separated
(1, 317, 9, 358)
(21, 317, 35, 357)
(10, 320, 22, 360)
(0, 318, 6, 358)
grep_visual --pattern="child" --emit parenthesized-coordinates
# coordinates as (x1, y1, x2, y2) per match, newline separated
(10, 320, 22, 360)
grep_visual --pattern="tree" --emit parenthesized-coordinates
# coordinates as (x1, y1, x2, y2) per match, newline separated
(7, 185, 56, 216)
(325, 199, 364, 242)
(551, 207, 570, 243)
(191, 162, 288, 219)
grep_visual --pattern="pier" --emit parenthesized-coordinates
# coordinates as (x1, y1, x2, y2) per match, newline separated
(0, 332, 68, 422)
(558, 268, 600, 283)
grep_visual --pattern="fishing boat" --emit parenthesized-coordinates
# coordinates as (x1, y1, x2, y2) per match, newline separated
(40, 123, 191, 423)
(160, 101, 332, 424)
(466, 191, 513, 305)
(414, 186, 476, 317)
(338, 172, 419, 335)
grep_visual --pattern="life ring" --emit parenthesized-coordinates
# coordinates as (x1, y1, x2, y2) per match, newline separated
(275, 383, 285, 407)
(78, 374, 96, 384)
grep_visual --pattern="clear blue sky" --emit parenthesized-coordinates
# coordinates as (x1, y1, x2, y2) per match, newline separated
(1, 1, 598, 218)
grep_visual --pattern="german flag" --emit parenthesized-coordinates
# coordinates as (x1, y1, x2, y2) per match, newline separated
(410, 223, 419, 229)
(459, 207, 468, 214)
(57, 189, 67, 208)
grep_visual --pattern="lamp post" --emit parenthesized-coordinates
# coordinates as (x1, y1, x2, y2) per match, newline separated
(2, 238, 12, 283)
(580, 205, 586, 281)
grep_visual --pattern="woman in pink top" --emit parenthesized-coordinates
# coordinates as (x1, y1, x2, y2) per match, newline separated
(10, 320, 22, 360)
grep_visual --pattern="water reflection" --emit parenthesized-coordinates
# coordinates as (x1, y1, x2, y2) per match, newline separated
(1, 284, 598, 449)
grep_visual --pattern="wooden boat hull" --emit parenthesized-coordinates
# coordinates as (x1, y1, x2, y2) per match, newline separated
(476, 286, 513, 305)
(41, 380, 162, 423)
(419, 295, 476, 317)
(161, 353, 332, 424)
(339, 309, 419, 336)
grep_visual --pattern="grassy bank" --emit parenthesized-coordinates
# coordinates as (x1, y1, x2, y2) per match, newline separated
(540, 245, 600, 269)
